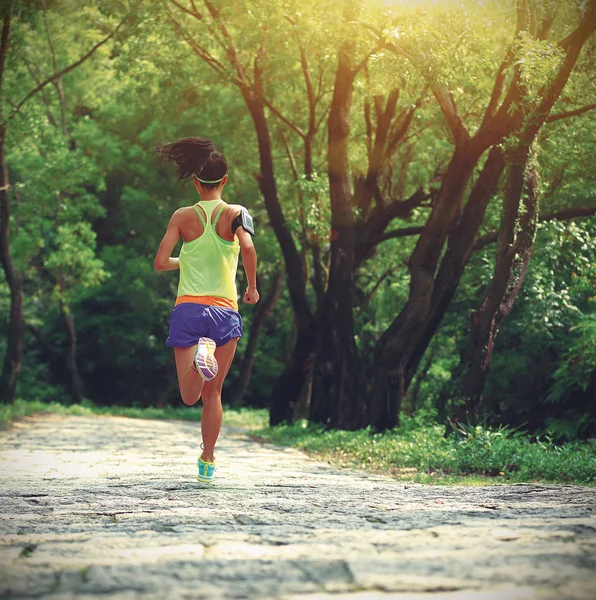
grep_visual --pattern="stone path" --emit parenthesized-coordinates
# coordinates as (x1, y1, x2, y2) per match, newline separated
(0, 415, 595, 600)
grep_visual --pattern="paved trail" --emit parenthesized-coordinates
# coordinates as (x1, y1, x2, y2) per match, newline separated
(0, 415, 595, 600)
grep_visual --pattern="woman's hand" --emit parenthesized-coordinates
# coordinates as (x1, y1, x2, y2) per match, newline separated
(244, 287, 260, 304)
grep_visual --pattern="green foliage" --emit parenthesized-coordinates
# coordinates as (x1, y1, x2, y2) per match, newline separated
(481, 218, 596, 437)
(296, 173, 331, 242)
(5, 401, 593, 487)
(256, 410, 596, 486)
(44, 223, 109, 304)
(548, 316, 596, 403)
(541, 314, 596, 441)
(513, 32, 565, 103)
(0, 399, 268, 430)
(2, 0, 595, 437)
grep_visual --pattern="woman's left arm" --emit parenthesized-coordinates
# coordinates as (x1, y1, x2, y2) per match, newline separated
(154, 213, 181, 271)
(236, 226, 259, 304)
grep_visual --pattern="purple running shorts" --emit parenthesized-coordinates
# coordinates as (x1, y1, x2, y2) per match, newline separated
(166, 303, 243, 348)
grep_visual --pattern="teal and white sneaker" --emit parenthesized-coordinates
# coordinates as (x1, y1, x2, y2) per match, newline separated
(194, 337, 218, 381)
(197, 456, 216, 483)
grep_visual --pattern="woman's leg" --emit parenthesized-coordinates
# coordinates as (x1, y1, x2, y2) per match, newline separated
(200, 338, 239, 462)
(173, 345, 205, 406)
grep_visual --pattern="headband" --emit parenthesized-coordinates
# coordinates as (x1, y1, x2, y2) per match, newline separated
(195, 174, 226, 184)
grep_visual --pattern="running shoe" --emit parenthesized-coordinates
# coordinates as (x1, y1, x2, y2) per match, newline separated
(194, 337, 218, 381)
(197, 456, 216, 483)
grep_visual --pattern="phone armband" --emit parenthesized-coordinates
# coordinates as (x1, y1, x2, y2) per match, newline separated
(232, 208, 255, 236)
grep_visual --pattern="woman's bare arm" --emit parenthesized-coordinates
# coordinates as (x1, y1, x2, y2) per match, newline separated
(154, 213, 181, 271)
(236, 226, 259, 304)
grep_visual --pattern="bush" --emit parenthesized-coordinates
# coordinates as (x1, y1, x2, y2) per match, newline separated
(256, 412, 596, 485)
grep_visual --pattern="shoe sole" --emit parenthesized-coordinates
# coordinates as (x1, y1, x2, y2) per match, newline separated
(195, 337, 218, 381)
(196, 475, 214, 483)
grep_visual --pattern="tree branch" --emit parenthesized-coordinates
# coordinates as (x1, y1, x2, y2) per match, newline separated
(0, 14, 11, 121)
(203, 0, 251, 89)
(546, 102, 596, 123)
(473, 204, 596, 250)
(481, 43, 516, 128)
(167, 6, 229, 79)
(9, 25, 121, 122)
(170, 0, 230, 69)
(315, 103, 331, 133)
(386, 90, 425, 159)
(358, 189, 432, 263)
(373, 225, 424, 244)
(430, 83, 470, 147)
(170, 0, 202, 19)
(541, 205, 596, 222)
(537, 8, 558, 40)
(558, 1, 596, 52)
(355, 263, 398, 320)
(364, 97, 373, 156)
(357, 88, 400, 215)
(280, 130, 299, 182)
(353, 43, 383, 76)
(368, 22, 469, 148)
(314, 56, 328, 105)
(263, 98, 305, 139)
(529, 1, 596, 136)
(42, 0, 68, 136)
(24, 61, 58, 128)
(26, 323, 63, 359)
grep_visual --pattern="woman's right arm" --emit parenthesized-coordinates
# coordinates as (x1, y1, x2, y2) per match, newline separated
(154, 213, 181, 271)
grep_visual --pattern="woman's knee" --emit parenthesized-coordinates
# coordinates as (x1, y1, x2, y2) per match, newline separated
(201, 388, 222, 406)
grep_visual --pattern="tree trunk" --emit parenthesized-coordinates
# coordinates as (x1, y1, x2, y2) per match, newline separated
(459, 145, 540, 417)
(243, 94, 316, 424)
(270, 323, 318, 425)
(363, 0, 596, 433)
(402, 147, 507, 393)
(60, 301, 86, 403)
(366, 0, 596, 431)
(168, 8, 319, 425)
(310, 24, 363, 430)
(232, 270, 283, 408)
(367, 145, 482, 431)
(0, 15, 22, 403)
(0, 123, 23, 403)
(451, 0, 596, 418)
(405, 343, 437, 415)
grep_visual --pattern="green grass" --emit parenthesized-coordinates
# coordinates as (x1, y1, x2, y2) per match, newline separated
(253, 415, 596, 486)
(3, 400, 594, 486)
(1, 398, 268, 431)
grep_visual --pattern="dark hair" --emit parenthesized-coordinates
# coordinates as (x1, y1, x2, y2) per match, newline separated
(155, 137, 227, 188)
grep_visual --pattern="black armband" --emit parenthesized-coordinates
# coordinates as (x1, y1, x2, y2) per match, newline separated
(232, 208, 255, 236)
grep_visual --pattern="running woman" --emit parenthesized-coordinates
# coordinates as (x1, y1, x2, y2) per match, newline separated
(154, 137, 259, 483)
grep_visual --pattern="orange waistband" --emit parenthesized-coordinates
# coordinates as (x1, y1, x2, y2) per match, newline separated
(175, 294, 238, 311)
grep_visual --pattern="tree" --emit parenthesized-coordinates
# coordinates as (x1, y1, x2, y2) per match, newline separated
(0, 1, 122, 402)
(365, 0, 596, 430)
(165, 0, 431, 425)
(41, 224, 109, 401)
(8, 0, 592, 431)
(166, 0, 322, 423)
(456, 1, 596, 419)
(0, 9, 20, 403)
(231, 267, 283, 407)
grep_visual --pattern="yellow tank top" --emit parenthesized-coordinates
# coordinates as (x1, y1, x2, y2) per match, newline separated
(176, 200, 240, 310)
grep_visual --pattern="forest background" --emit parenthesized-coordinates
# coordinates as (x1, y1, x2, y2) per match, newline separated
(1, 0, 595, 447)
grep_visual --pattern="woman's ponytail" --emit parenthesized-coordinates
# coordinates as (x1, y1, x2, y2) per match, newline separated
(155, 137, 227, 187)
